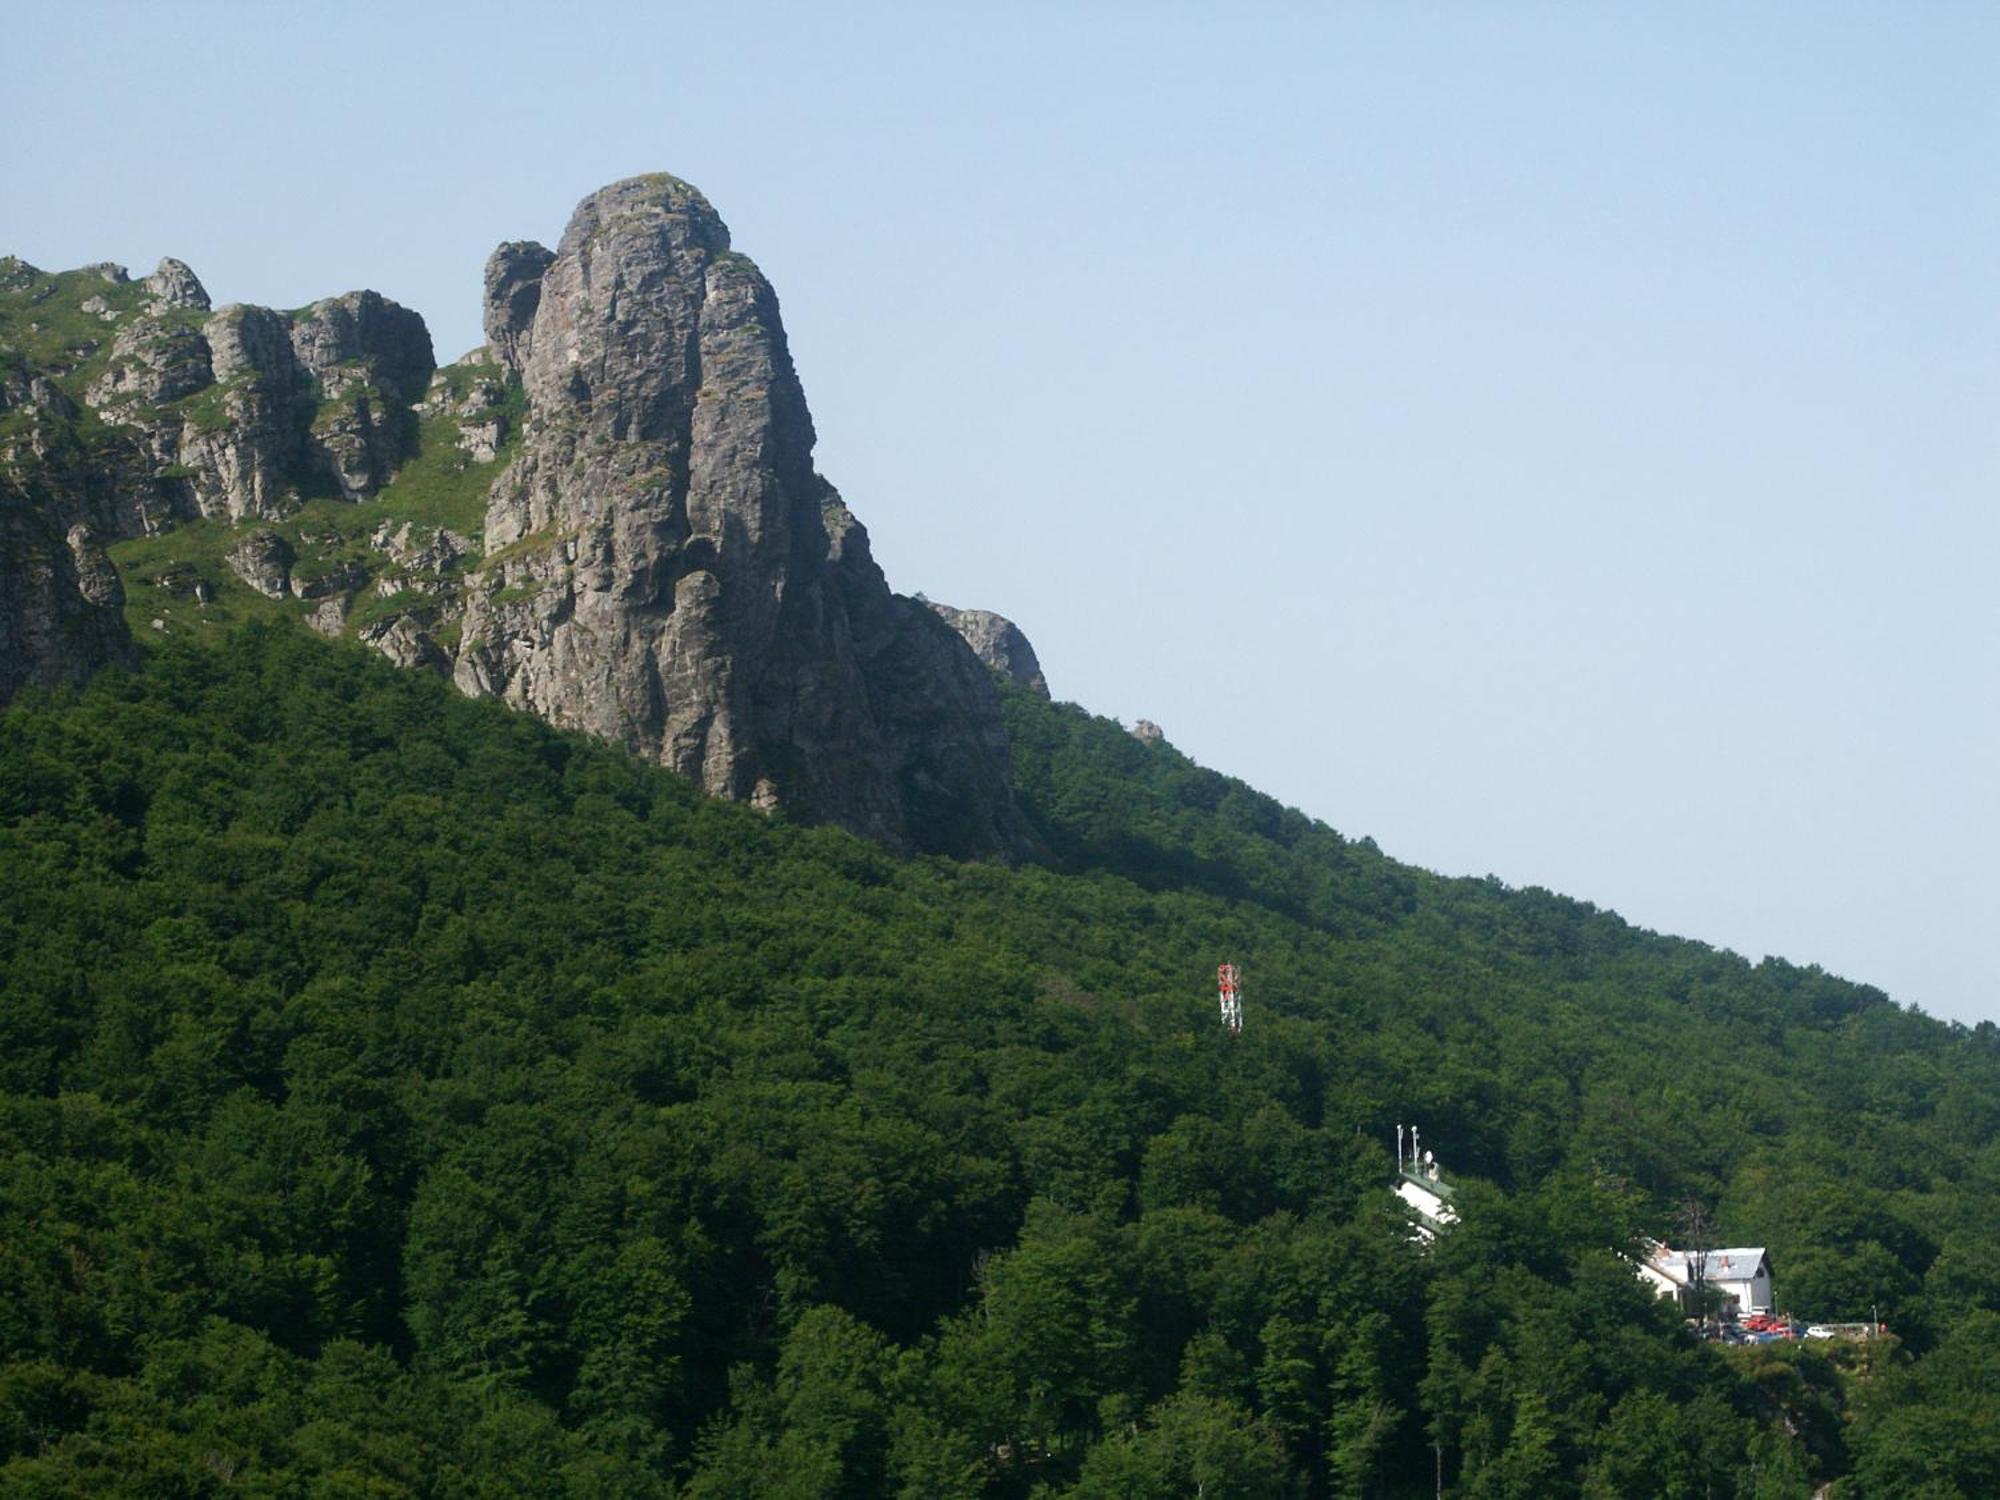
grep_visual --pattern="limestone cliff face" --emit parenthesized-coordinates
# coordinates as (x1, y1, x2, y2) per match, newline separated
(455, 176, 1025, 856)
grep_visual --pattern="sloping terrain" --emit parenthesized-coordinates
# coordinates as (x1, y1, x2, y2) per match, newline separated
(2, 625, 1994, 1496)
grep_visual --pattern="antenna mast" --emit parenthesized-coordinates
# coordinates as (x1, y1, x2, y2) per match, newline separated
(1217, 963, 1243, 1036)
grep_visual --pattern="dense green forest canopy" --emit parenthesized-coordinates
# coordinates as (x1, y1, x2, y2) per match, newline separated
(3, 624, 1997, 1495)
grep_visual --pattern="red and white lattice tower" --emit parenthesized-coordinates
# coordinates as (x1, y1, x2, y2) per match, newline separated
(1217, 963, 1243, 1036)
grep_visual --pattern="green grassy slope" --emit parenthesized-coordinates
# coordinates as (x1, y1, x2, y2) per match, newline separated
(0, 625, 1994, 1496)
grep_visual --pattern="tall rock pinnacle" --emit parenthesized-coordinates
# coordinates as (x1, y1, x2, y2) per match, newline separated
(456, 175, 1027, 856)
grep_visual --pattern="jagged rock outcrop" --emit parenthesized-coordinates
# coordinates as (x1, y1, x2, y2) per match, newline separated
(143, 257, 209, 313)
(288, 290, 435, 501)
(289, 290, 433, 404)
(3, 178, 1037, 855)
(927, 603, 1049, 698)
(1130, 719, 1166, 747)
(55, 282, 438, 522)
(65, 524, 124, 609)
(455, 174, 1026, 855)
(176, 292, 437, 511)
(483, 242, 554, 377)
(174, 303, 308, 520)
(362, 613, 452, 673)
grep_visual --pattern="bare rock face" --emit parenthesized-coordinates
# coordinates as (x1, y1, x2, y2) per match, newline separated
(3, 185, 1036, 855)
(456, 174, 1026, 856)
(362, 613, 452, 673)
(143, 257, 210, 312)
(289, 292, 435, 501)
(927, 603, 1049, 698)
(225, 528, 294, 598)
(289, 290, 434, 405)
(177, 304, 308, 520)
(482, 241, 554, 377)
(64, 524, 125, 609)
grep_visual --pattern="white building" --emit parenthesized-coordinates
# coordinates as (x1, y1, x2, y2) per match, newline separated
(1394, 1168, 1459, 1240)
(1636, 1241, 1773, 1315)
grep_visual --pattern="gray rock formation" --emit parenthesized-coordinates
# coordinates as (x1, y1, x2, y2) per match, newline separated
(59, 280, 437, 523)
(143, 257, 209, 312)
(455, 174, 1026, 856)
(303, 595, 349, 637)
(927, 603, 1049, 698)
(175, 304, 308, 520)
(1130, 719, 1166, 747)
(482, 241, 554, 376)
(362, 613, 452, 673)
(65, 524, 125, 609)
(225, 528, 294, 598)
(291, 292, 433, 501)
(290, 557, 368, 600)
(288, 290, 433, 404)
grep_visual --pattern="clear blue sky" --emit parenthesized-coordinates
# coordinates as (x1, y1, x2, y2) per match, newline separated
(10, 3, 1996, 1023)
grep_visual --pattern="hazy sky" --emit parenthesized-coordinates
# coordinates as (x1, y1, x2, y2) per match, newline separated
(10, 3, 1996, 1023)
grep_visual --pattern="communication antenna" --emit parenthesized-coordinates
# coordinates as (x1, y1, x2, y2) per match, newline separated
(1217, 963, 1243, 1036)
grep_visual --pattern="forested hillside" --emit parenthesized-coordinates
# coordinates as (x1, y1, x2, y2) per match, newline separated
(3, 624, 1996, 1496)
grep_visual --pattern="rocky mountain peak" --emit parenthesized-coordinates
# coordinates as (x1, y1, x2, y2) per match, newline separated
(453, 173, 1029, 856)
(517, 174, 748, 446)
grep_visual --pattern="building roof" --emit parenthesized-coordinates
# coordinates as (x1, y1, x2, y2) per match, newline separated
(1397, 1168, 1455, 1201)
(1646, 1246, 1769, 1285)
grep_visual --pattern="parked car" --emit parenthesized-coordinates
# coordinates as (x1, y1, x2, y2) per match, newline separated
(1805, 1324, 1836, 1339)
